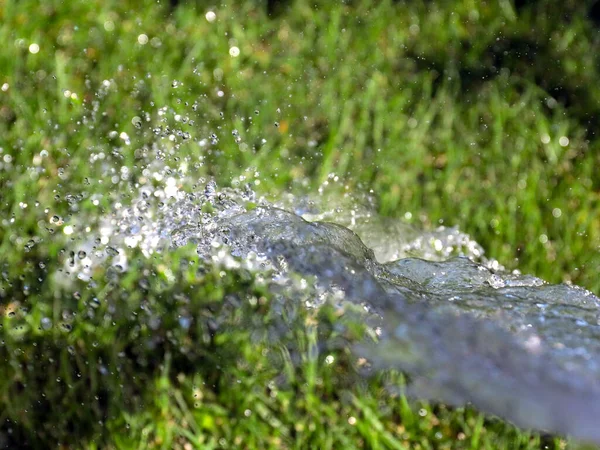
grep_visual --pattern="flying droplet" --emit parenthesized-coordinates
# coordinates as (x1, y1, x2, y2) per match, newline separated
(106, 246, 119, 256)
(41, 317, 52, 330)
(205, 11, 216, 22)
(131, 116, 142, 129)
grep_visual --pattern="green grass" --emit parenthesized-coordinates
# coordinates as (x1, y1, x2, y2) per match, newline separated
(1, 0, 599, 448)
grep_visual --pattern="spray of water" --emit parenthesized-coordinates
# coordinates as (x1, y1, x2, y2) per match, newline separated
(59, 161, 600, 444)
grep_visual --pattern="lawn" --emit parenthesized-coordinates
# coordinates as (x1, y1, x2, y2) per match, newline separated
(1, 0, 599, 448)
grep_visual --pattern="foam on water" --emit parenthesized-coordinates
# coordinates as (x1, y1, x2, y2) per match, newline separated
(70, 172, 600, 444)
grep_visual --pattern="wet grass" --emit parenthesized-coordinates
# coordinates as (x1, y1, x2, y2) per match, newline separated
(1, 0, 599, 448)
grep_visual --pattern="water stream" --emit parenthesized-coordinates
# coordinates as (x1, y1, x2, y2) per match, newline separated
(67, 166, 600, 445)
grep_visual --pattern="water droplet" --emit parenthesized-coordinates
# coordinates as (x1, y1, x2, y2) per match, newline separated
(106, 246, 119, 256)
(137, 34, 148, 45)
(205, 11, 216, 22)
(41, 317, 52, 330)
(179, 317, 192, 329)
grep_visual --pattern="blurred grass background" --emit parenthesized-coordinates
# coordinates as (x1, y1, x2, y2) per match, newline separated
(1, 0, 599, 448)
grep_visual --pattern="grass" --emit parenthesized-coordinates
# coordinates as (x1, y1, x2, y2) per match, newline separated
(0, 0, 599, 448)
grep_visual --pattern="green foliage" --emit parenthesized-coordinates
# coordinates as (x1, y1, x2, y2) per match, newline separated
(1, 0, 598, 447)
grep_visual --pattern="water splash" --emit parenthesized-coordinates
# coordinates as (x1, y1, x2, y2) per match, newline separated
(67, 172, 600, 444)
